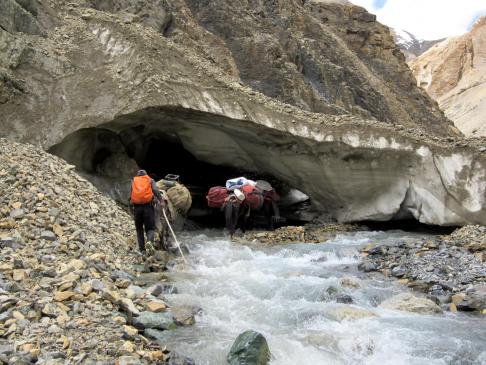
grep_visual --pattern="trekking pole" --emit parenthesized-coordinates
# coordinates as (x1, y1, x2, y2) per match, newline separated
(162, 207, 188, 264)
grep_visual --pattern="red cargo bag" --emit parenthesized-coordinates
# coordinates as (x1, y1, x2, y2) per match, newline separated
(206, 186, 229, 208)
(241, 185, 264, 210)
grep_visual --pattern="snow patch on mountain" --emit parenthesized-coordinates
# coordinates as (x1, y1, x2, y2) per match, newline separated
(392, 29, 444, 61)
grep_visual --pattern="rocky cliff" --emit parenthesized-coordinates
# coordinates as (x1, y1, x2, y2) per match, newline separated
(2, 0, 486, 227)
(410, 17, 486, 137)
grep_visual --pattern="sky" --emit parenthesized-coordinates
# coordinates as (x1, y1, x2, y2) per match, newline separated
(351, 0, 486, 40)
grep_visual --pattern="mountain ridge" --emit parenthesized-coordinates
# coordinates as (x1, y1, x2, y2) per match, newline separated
(410, 16, 486, 136)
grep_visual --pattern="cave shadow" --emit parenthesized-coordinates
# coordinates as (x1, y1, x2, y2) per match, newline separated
(49, 124, 313, 230)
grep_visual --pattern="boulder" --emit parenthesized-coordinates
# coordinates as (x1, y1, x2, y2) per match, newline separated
(358, 261, 378, 272)
(336, 294, 354, 304)
(456, 285, 486, 312)
(227, 330, 271, 365)
(132, 311, 176, 331)
(146, 301, 167, 313)
(380, 293, 443, 314)
(168, 352, 196, 365)
(170, 306, 196, 326)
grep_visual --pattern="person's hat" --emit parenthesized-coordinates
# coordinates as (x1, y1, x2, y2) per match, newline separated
(234, 189, 245, 201)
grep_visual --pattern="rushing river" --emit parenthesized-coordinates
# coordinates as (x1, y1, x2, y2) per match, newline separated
(159, 230, 486, 365)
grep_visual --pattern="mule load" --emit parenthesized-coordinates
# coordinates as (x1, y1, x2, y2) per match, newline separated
(155, 174, 192, 250)
(206, 177, 281, 237)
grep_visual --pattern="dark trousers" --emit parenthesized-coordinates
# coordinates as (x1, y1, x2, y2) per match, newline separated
(134, 204, 155, 252)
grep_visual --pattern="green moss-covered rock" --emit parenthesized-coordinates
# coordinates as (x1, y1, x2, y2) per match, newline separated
(227, 330, 270, 365)
(132, 311, 177, 331)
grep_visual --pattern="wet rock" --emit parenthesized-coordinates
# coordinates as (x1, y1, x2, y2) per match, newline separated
(391, 266, 407, 277)
(358, 261, 378, 272)
(137, 272, 169, 287)
(456, 285, 486, 311)
(153, 283, 178, 295)
(168, 352, 196, 365)
(170, 306, 196, 326)
(340, 278, 360, 289)
(227, 330, 271, 365)
(336, 294, 354, 304)
(327, 306, 378, 321)
(325, 286, 339, 298)
(132, 311, 176, 331)
(144, 328, 169, 342)
(368, 246, 386, 256)
(146, 301, 167, 313)
(380, 293, 442, 314)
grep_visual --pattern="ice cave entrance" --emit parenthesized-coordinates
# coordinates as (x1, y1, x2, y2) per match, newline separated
(49, 109, 313, 227)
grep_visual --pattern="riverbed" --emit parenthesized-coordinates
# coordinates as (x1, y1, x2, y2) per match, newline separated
(159, 230, 486, 365)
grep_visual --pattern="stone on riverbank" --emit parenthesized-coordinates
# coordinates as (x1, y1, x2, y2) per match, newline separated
(361, 231, 486, 313)
(227, 330, 271, 365)
(132, 311, 177, 331)
(242, 224, 361, 245)
(380, 293, 442, 314)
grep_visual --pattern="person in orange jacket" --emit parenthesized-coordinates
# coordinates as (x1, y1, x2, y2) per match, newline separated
(129, 170, 162, 254)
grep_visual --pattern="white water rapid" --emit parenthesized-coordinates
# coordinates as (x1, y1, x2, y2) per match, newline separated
(158, 230, 486, 365)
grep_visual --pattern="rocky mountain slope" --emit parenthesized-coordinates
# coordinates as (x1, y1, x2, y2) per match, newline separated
(0, 138, 194, 364)
(410, 17, 486, 137)
(4, 0, 486, 227)
(0, 0, 453, 143)
(392, 29, 444, 61)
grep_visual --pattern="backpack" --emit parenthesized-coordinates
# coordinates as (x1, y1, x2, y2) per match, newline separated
(207, 186, 229, 208)
(131, 175, 154, 204)
(241, 185, 264, 210)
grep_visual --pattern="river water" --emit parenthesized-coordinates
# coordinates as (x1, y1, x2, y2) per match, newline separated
(160, 230, 486, 365)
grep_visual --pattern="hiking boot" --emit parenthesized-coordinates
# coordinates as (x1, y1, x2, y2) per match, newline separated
(146, 241, 155, 256)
